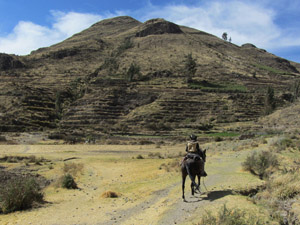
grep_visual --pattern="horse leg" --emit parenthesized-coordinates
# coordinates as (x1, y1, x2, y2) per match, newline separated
(182, 173, 187, 201)
(185, 164, 199, 191)
(196, 175, 201, 193)
(191, 176, 195, 196)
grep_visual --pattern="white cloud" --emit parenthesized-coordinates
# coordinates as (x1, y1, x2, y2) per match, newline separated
(139, 1, 282, 49)
(51, 11, 103, 36)
(0, 11, 103, 55)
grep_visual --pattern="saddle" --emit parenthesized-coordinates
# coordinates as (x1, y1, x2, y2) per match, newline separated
(185, 153, 201, 161)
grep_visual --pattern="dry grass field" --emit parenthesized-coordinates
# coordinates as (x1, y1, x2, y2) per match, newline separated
(0, 140, 273, 225)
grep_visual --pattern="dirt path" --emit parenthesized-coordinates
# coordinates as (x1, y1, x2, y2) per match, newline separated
(97, 150, 257, 225)
(115, 151, 255, 224)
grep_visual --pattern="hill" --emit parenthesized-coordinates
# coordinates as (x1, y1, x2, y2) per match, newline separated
(0, 16, 299, 143)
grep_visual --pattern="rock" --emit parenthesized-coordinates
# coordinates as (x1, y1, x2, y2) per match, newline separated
(0, 53, 25, 70)
(136, 18, 183, 37)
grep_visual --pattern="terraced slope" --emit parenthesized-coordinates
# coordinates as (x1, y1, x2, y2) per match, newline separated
(0, 16, 299, 140)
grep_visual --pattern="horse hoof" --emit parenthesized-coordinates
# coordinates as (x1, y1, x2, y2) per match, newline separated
(183, 198, 187, 202)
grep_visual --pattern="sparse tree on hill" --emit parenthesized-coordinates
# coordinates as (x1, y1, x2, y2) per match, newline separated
(222, 32, 228, 41)
(264, 86, 275, 115)
(292, 79, 300, 101)
(126, 63, 141, 82)
(184, 53, 197, 82)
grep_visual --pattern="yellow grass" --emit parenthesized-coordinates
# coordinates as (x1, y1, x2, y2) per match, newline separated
(0, 143, 268, 224)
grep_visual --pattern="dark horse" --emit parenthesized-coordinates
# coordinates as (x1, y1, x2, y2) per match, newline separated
(181, 150, 206, 201)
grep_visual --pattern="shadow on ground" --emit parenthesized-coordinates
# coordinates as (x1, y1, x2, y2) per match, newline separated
(185, 190, 234, 203)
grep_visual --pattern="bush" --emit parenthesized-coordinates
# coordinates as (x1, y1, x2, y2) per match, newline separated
(273, 175, 300, 200)
(148, 152, 163, 159)
(126, 63, 141, 82)
(274, 138, 294, 151)
(63, 162, 84, 177)
(136, 154, 144, 159)
(61, 174, 78, 189)
(0, 177, 44, 213)
(242, 150, 278, 179)
(198, 204, 265, 225)
(159, 159, 179, 172)
(214, 137, 223, 142)
(101, 191, 120, 198)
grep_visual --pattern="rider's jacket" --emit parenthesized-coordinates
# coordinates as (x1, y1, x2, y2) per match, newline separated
(186, 140, 199, 153)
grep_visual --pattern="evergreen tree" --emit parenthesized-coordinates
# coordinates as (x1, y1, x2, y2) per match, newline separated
(222, 32, 228, 41)
(184, 53, 197, 82)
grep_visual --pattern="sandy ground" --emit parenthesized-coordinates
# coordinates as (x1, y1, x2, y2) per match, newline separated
(0, 143, 265, 225)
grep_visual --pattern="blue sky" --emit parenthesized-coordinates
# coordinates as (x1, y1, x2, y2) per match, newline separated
(0, 0, 299, 63)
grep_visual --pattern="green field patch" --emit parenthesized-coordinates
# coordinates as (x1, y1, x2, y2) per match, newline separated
(204, 132, 240, 137)
(253, 63, 287, 74)
(188, 80, 247, 93)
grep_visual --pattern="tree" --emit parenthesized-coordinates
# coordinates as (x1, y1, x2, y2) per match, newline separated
(126, 63, 141, 82)
(292, 79, 300, 102)
(184, 53, 197, 82)
(264, 86, 275, 115)
(222, 32, 228, 41)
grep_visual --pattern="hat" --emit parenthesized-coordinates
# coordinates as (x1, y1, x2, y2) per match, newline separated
(190, 134, 197, 141)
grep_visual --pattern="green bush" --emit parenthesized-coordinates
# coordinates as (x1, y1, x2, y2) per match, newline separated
(0, 177, 44, 213)
(242, 150, 278, 179)
(198, 204, 265, 225)
(61, 174, 78, 189)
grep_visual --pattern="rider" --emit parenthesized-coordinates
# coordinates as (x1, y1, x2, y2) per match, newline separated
(184, 134, 207, 176)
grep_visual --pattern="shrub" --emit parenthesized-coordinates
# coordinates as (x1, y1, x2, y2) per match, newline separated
(136, 154, 144, 159)
(0, 177, 44, 213)
(148, 152, 163, 159)
(214, 137, 223, 142)
(101, 191, 120, 198)
(274, 138, 294, 151)
(265, 172, 300, 200)
(242, 150, 278, 179)
(64, 135, 83, 144)
(159, 159, 179, 172)
(0, 136, 6, 142)
(198, 204, 265, 225)
(61, 174, 78, 189)
(63, 162, 84, 177)
(139, 140, 154, 145)
(126, 63, 141, 82)
(264, 86, 276, 115)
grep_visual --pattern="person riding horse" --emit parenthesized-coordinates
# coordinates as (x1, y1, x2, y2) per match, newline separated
(184, 134, 207, 177)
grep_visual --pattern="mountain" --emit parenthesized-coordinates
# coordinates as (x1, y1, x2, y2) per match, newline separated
(0, 16, 299, 143)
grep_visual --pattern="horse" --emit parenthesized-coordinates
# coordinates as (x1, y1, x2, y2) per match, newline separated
(181, 150, 206, 201)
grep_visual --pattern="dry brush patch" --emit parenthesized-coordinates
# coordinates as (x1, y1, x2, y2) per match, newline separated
(54, 162, 84, 189)
(101, 191, 120, 198)
(240, 135, 300, 224)
(198, 204, 266, 225)
(0, 175, 45, 214)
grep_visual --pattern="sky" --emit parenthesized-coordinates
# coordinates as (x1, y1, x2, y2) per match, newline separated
(0, 0, 299, 63)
